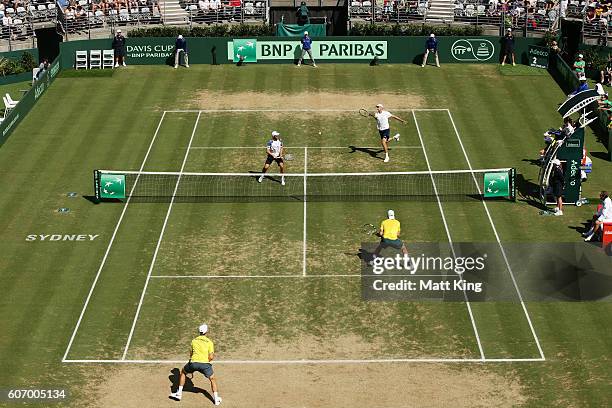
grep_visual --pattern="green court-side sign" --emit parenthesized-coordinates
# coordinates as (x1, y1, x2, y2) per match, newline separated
(528, 45, 549, 69)
(483, 172, 510, 198)
(232, 39, 257, 62)
(99, 174, 126, 199)
(228, 40, 388, 61)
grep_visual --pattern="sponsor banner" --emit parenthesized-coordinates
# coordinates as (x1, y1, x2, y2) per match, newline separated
(528, 45, 550, 69)
(361, 242, 612, 302)
(126, 40, 176, 63)
(483, 171, 510, 198)
(99, 174, 126, 199)
(450, 39, 495, 62)
(227, 40, 388, 61)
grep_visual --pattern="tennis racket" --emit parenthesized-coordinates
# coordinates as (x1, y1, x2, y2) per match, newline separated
(359, 108, 374, 118)
(362, 223, 379, 236)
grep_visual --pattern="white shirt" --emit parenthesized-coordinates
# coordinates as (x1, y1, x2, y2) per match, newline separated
(596, 82, 605, 95)
(598, 196, 612, 221)
(267, 139, 283, 158)
(375, 110, 393, 131)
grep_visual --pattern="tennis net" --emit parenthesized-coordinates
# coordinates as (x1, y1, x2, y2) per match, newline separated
(93, 168, 516, 202)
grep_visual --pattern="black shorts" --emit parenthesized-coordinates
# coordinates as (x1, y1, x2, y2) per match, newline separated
(504, 48, 514, 57)
(379, 129, 390, 139)
(265, 155, 284, 165)
(381, 238, 404, 249)
(183, 361, 214, 378)
(552, 181, 564, 198)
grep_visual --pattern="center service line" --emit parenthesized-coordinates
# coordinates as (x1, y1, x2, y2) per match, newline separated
(121, 112, 202, 360)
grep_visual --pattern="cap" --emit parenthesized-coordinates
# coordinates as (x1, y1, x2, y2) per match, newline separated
(430, 33, 435, 37)
(507, 28, 512, 31)
(387, 209, 395, 219)
(178, 34, 183, 39)
(199, 324, 208, 334)
(116, 29, 121, 33)
(376, 103, 383, 108)
(552, 159, 561, 166)
(304, 31, 308, 35)
(578, 54, 583, 58)
(271, 131, 280, 137)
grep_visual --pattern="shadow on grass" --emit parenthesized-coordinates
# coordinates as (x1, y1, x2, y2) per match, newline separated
(348, 145, 384, 160)
(168, 368, 214, 403)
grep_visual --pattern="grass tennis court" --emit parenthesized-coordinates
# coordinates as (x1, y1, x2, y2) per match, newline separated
(0, 64, 610, 407)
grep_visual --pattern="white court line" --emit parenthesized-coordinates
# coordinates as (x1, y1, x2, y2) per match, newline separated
(445, 109, 546, 361)
(150, 274, 457, 279)
(188, 146, 423, 149)
(63, 357, 545, 364)
(303, 147, 308, 277)
(121, 112, 202, 360)
(164, 108, 447, 113)
(412, 110, 486, 361)
(61, 112, 168, 363)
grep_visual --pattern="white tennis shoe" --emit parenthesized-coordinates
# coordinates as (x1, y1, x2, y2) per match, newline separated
(393, 133, 400, 141)
(214, 396, 222, 405)
(258, 176, 263, 183)
(384, 155, 390, 163)
(169, 392, 182, 401)
(281, 178, 286, 186)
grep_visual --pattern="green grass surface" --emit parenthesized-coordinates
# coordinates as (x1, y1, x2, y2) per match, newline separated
(0, 64, 610, 407)
(499, 64, 549, 76)
(59, 69, 115, 78)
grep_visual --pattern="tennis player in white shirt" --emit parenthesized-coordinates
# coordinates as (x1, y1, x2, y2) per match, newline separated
(374, 103, 406, 163)
(584, 191, 612, 241)
(258, 131, 286, 186)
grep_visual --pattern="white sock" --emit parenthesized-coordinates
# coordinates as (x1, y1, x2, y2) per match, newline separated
(214, 392, 218, 398)
(178, 386, 183, 393)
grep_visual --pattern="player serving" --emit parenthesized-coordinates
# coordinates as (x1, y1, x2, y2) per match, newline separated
(373, 104, 406, 163)
(258, 130, 286, 186)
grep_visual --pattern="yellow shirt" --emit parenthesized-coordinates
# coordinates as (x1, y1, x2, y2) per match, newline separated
(380, 219, 401, 240)
(191, 335, 215, 363)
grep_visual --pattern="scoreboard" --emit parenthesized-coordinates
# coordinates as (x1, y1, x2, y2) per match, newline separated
(528, 45, 550, 69)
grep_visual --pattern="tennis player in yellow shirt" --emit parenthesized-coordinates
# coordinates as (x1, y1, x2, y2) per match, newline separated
(170, 324, 222, 405)
(372, 209, 409, 259)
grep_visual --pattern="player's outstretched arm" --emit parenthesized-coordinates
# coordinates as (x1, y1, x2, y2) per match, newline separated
(391, 114, 407, 124)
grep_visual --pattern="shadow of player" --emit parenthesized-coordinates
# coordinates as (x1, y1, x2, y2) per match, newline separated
(168, 368, 214, 403)
(348, 145, 384, 160)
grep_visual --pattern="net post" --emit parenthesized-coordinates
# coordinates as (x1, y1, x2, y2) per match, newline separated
(93, 170, 101, 204)
(509, 168, 516, 201)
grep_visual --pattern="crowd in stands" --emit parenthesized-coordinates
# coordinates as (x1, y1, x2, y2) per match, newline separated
(349, 0, 558, 30)
(179, 0, 266, 24)
(58, 0, 162, 33)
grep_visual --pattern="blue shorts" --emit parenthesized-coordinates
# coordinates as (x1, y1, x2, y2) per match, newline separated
(183, 361, 214, 378)
(379, 129, 390, 139)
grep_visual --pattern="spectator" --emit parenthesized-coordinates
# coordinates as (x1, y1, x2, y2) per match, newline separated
(549, 158, 565, 216)
(550, 40, 561, 54)
(36, 58, 49, 80)
(174, 34, 189, 69)
(421, 33, 440, 68)
(501, 28, 516, 66)
(296, 1, 309, 25)
(600, 56, 612, 85)
(297, 30, 316, 68)
(112, 29, 127, 67)
(573, 54, 586, 77)
(584, 191, 612, 241)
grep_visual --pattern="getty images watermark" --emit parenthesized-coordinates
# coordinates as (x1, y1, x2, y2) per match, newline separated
(362, 242, 612, 302)
(361, 243, 489, 301)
